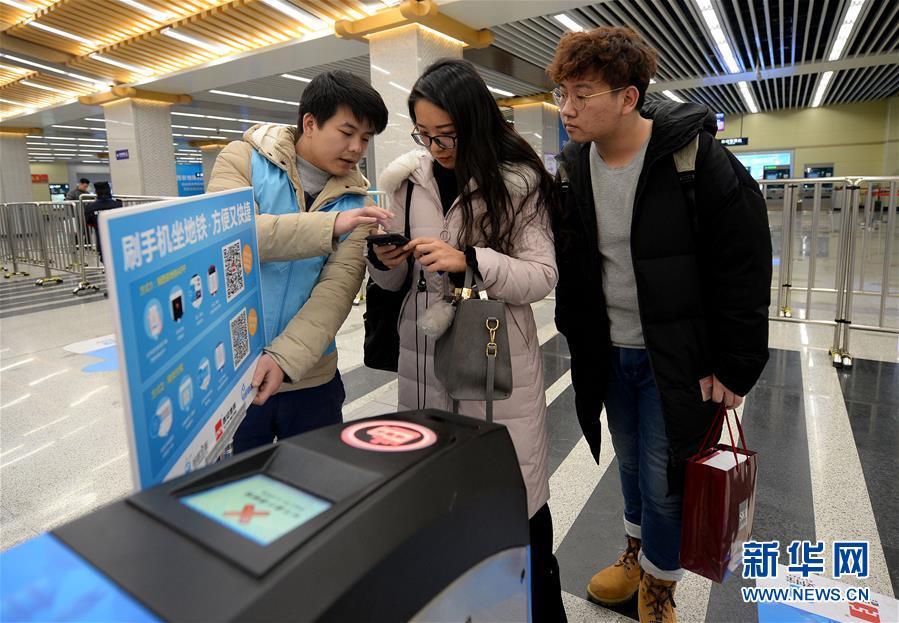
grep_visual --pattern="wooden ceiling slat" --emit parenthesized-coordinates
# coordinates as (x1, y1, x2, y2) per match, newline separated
(95, 46, 165, 71)
(6, 28, 85, 55)
(304, 0, 347, 22)
(212, 9, 282, 43)
(188, 18, 249, 50)
(255, 5, 313, 39)
(210, 14, 270, 47)
(231, 6, 293, 41)
(199, 14, 258, 49)
(136, 35, 216, 68)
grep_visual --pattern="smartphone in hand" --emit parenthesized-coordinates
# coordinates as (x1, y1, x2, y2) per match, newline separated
(366, 232, 410, 246)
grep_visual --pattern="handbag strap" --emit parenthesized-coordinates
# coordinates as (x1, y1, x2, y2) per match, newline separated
(463, 264, 489, 301)
(484, 315, 499, 424)
(403, 180, 412, 238)
(485, 343, 496, 423)
(449, 315, 500, 425)
(400, 181, 414, 288)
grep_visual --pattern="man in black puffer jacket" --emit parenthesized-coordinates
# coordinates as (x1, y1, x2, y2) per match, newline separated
(547, 26, 771, 623)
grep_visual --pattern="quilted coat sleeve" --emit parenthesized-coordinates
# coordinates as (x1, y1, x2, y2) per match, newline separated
(694, 134, 772, 396)
(265, 217, 372, 382)
(473, 195, 558, 305)
(365, 181, 410, 292)
(207, 140, 338, 261)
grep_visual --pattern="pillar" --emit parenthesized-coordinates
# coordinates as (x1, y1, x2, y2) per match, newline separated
(512, 103, 561, 174)
(368, 24, 463, 188)
(0, 131, 34, 202)
(102, 98, 179, 196)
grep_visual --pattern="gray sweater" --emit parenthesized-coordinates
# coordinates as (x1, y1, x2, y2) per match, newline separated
(589, 134, 650, 348)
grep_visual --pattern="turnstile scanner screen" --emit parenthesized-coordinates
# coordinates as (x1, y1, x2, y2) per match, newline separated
(2, 410, 530, 622)
(180, 474, 332, 546)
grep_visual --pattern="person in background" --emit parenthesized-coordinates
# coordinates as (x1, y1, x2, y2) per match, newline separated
(367, 58, 565, 622)
(548, 26, 771, 623)
(83, 181, 122, 264)
(66, 178, 90, 200)
(207, 70, 391, 452)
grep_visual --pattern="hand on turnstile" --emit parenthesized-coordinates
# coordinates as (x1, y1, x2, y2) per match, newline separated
(252, 353, 285, 405)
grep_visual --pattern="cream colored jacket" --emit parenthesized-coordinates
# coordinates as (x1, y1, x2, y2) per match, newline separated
(367, 150, 558, 517)
(208, 123, 373, 391)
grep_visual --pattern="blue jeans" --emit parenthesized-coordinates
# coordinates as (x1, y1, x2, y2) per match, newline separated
(233, 370, 345, 454)
(604, 347, 684, 582)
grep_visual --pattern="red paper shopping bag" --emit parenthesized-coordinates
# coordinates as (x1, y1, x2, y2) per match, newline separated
(679, 404, 758, 583)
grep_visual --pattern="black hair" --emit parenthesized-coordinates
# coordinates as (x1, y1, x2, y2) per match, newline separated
(79, 178, 90, 184)
(297, 70, 388, 134)
(408, 59, 555, 256)
(94, 181, 111, 197)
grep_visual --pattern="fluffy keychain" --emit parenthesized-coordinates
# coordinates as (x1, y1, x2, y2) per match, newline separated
(417, 298, 456, 338)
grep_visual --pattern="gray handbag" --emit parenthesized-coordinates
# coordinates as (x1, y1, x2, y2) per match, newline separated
(434, 266, 512, 422)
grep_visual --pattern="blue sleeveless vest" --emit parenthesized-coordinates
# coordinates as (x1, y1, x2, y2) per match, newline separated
(251, 150, 364, 356)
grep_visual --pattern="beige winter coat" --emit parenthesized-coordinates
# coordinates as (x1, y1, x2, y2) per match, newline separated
(208, 123, 373, 391)
(367, 150, 558, 517)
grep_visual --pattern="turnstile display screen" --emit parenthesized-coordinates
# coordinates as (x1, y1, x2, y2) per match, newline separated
(181, 474, 331, 545)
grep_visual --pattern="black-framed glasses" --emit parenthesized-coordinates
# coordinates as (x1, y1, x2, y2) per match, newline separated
(411, 132, 457, 150)
(551, 86, 627, 111)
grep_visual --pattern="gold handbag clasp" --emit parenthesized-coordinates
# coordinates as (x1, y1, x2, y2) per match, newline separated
(486, 317, 499, 357)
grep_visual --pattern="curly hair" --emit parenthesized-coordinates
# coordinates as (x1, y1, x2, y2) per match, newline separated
(547, 26, 658, 110)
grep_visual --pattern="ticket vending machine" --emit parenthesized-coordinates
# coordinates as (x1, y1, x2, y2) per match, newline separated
(1, 411, 530, 622)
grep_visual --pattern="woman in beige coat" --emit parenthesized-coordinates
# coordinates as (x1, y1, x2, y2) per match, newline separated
(367, 59, 564, 621)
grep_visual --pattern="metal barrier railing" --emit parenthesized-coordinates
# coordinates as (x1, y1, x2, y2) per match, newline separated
(0, 194, 170, 296)
(763, 176, 898, 367)
(4, 181, 892, 367)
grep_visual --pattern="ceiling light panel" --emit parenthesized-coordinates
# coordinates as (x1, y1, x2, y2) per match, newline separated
(828, 0, 869, 61)
(0, 53, 111, 88)
(553, 14, 584, 32)
(693, 0, 741, 73)
(737, 81, 759, 113)
(27, 21, 99, 48)
(259, 0, 326, 30)
(0, 0, 41, 13)
(115, 0, 176, 22)
(89, 53, 154, 76)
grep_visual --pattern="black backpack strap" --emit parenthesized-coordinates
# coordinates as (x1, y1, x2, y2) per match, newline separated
(674, 134, 701, 234)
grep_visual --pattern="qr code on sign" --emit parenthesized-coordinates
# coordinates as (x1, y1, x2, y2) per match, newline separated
(222, 239, 245, 302)
(230, 308, 250, 370)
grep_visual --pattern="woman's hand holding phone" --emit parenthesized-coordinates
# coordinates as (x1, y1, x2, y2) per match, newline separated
(371, 230, 412, 269)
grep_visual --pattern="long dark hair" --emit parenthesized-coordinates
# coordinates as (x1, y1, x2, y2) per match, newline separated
(408, 59, 555, 255)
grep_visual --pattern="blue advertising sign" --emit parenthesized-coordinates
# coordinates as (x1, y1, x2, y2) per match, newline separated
(99, 188, 265, 489)
(115, 149, 129, 160)
(176, 163, 205, 197)
(0, 534, 158, 622)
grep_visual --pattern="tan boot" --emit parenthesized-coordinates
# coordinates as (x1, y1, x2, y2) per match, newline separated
(586, 536, 642, 605)
(638, 572, 677, 623)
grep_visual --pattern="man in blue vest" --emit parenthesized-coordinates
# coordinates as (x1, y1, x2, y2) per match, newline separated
(208, 70, 389, 451)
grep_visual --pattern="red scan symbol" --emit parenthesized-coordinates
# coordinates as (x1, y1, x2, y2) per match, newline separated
(849, 603, 881, 623)
(367, 425, 422, 446)
(341, 420, 438, 452)
(224, 504, 270, 524)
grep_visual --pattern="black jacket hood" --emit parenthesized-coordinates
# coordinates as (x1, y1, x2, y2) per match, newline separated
(641, 100, 717, 155)
(559, 100, 717, 167)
